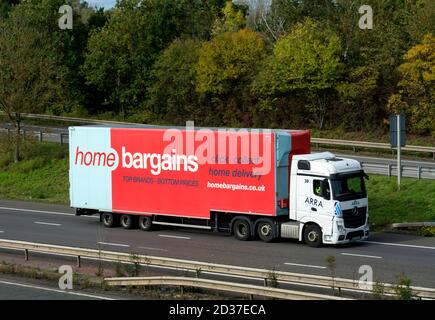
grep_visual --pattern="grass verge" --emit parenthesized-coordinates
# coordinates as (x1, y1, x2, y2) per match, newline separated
(0, 138, 69, 203)
(367, 175, 435, 229)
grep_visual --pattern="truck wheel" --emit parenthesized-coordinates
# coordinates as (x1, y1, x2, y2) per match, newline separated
(120, 214, 134, 229)
(102, 213, 116, 228)
(139, 216, 152, 231)
(233, 220, 251, 241)
(303, 224, 322, 247)
(257, 221, 274, 242)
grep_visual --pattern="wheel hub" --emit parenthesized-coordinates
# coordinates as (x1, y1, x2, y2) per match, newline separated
(308, 230, 318, 242)
(122, 216, 130, 225)
(260, 224, 272, 236)
(238, 224, 247, 235)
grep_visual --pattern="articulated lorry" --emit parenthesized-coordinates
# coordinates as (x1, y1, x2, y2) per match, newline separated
(69, 125, 369, 247)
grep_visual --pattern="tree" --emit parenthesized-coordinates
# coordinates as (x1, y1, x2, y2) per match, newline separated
(253, 19, 343, 129)
(0, 0, 20, 18)
(9, 0, 106, 115)
(196, 29, 267, 126)
(0, 17, 65, 162)
(147, 39, 202, 124)
(212, 1, 247, 35)
(197, 29, 265, 95)
(244, 0, 286, 42)
(336, 66, 380, 130)
(387, 33, 435, 135)
(82, 0, 226, 117)
(260, 0, 340, 40)
(406, 0, 435, 44)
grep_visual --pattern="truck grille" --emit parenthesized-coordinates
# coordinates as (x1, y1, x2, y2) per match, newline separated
(345, 230, 365, 240)
(343, 206, 367, 229)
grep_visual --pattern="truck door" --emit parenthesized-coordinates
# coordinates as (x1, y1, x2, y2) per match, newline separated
(311, 178, 334, 236)
(295, 176, 333, 236)
(296, 176, 328, 218)
(310, 179, 329, 216)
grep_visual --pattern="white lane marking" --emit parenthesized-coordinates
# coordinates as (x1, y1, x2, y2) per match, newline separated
(34, 222, 61, 227)
(138, 246, 168, 252)
(284, 262, 326, 269)
(341, 253, 382, 259)
(0, 279, 114, 300)
(0, 231, 4, 233)
(359, 240, 435, 251)
(0, 206, 98, 218)
(158, 234, 191, 240)
(97, 242, 130, 248)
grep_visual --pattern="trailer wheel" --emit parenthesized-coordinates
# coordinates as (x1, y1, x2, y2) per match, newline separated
(257, 221, 274, 242)
(139, 216, 152, 231)
(303, 224, 322, 247)
(233, 219, 251, 241)
(102, 213, 116, 228)
(120, 214, 134, 229)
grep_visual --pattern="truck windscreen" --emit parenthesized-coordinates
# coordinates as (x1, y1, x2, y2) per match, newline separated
(331, 174, 367, 201)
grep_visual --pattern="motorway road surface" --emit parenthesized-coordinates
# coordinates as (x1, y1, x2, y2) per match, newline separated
(0, 199, 434, 288)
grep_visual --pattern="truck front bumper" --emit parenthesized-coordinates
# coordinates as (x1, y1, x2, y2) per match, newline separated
(324, 224, 369, 245)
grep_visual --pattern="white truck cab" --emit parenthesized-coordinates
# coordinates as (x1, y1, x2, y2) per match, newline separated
(284, 152, 369, 246)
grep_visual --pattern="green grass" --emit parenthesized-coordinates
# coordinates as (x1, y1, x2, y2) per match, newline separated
(367, 175, 435, 228)
(0, 141, 69, 203)
(0, 140, 433, 228)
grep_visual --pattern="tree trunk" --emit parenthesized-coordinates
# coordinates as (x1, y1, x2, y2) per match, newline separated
(14, 113, 21, 163)
(317, 93, 327, 130)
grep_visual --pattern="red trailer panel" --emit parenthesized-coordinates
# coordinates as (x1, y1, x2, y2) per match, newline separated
(110, 128, 276, 218)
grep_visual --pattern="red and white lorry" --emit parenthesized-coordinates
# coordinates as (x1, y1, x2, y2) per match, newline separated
(69, 125, 369, 246)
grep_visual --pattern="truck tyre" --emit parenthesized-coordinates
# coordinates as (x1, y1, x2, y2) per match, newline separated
(120, 214, 134, 229)
(257, 221, 274, 242)
(303, 224, 322, 247)
(102, 213, 116, 228)
(233, 219, 251, 241)
(139, 216, 152, 231)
